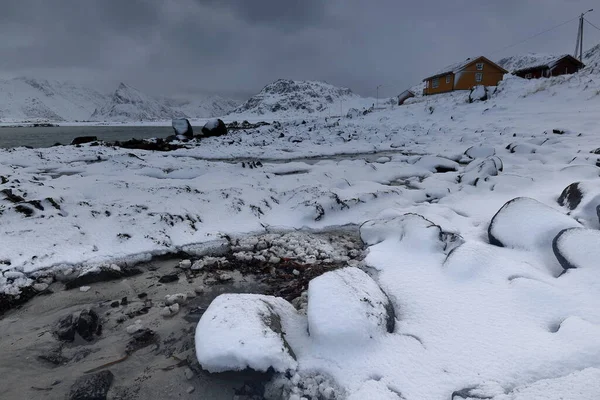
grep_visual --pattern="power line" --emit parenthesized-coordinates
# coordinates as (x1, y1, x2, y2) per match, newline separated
(489, 15, 580, 55)
(584, 18, 600, 32)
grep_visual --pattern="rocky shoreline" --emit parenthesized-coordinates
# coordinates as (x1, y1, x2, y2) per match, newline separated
(0, 229, 363, 400)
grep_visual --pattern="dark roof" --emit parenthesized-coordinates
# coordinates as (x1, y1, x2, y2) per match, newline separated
(423, 56, 508, 81)
(512, 55, 585, 74)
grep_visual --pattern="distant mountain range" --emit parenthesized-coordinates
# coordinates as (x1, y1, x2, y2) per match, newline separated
(0, 78, 240, 123)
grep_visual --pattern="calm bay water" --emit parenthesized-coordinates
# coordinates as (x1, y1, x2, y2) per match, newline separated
(0, 126, 173, 149)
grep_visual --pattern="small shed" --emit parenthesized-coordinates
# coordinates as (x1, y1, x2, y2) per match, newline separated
(510, 55, 584, 79)
(397, 90, 415, 105)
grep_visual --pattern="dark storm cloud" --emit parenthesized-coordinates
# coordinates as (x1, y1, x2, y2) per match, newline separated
(0, 0, 599, 98)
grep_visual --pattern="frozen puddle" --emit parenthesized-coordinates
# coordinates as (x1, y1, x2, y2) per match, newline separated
(0, 229, 364, 400)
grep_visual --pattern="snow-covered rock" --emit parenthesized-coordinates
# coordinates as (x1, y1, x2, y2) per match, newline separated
(412, 155, 459, 173)
(201, 118, 227, 137)
(458, 156, 503, 186)
(468, 85, 489, 102)
(172, 118, 193, 138)
(360, 213, 463, 254)
(307, 267, 395, 342)
(91, 83, 186, 122)
(557, 181, 600, 228)
(464, 145, 496, 159)
(552, 227, 600, 271)
(195, 293, 302, 373)
(488, 197, 581, 254)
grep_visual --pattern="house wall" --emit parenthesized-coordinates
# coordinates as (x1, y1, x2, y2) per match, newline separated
(550, 59, 583, 76)
(424, 74, 454, 95)
(515, 68, 547, 79)
(454, 60, 506, 90)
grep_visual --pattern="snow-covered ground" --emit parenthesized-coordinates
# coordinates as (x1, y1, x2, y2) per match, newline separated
(2, 54, 600, 399)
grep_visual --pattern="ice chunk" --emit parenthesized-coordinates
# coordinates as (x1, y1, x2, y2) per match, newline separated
(307, 267, 395, 342)
(195, 294, 300, 373)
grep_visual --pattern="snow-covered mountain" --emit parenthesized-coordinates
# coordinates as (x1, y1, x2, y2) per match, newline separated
(163, 95, 239, 119)
(0, 77, 106, 122)
(230, 79, 380, 117)
(90, 83, 186, 122)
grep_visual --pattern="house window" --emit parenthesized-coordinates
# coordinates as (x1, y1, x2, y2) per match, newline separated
(432, 78, 439, 88)
(446, 75, 451, 84)
(525, 73, 532, 79)
(475, 72, 483, 82)
(476, 63, 484, 70)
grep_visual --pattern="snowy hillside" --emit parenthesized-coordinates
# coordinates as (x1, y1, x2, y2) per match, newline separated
(230, 79, 383, 118)
(90, 83, 187, 122)
(583, 42, 600, 73)
(0, 77, 106, 122)
(164, 95, 239, 118)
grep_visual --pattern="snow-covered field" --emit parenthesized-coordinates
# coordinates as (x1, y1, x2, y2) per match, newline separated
(2, 62, 600, 399)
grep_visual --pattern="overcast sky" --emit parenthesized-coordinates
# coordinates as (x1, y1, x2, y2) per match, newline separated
(1, 0, 599, 99)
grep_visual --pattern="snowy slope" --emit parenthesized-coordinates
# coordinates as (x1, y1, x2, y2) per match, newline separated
(91, 83, 187, 122)
(0, 77, 106, 122)
(583, 42, 600, 73)
(163, 95, 239, 118)
(230, 79, 386, 118)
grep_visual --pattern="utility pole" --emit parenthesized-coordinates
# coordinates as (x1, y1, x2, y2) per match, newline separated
(376, 84, 382, 108)
(574, 9, 593, 60)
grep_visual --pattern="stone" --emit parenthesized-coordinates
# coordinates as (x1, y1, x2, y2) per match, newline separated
(179, 259, 192, 269)
(464, 145, 495, 159)
(65, 266, 141, 290)
(125, 328, 156, 354)
(557, 181, 600, 228)
(186, 386, 195, 394)
(71, 136, 98, 145)
(80, 286, 91, 292)
(201, 118, 228, 137)
(458, 156, 503, 186)
(68, 370, 114, 400)
(552, 227, 600, 271)
(172, 118, 193, 138)
(217, 272, 233, 282)
(307, 267, 395, 342)
(165, 293, 187, 306)
(55, 309, 101, 342)
(488, 197, 581, 251)
(160, 303, 180, 317)
(158, 273, 179, 283)
(33, 283, 49, 292)
(184, 367, 194, 380)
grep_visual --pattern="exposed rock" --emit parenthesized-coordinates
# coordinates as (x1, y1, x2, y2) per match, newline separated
(68, 370, 114, 400)
(160, 303, 180, 317)
(71, 136, 98, 145)
(110, 138, 185, 152)
(307, 267, 395, 342)
(54, 309, 101, 342)
(165, 293, 187, 306)
(468, 85, 490, 103)
(201, 118, 227, 137)
(178, 259, 192, 269)
(125, 328, 156, 354)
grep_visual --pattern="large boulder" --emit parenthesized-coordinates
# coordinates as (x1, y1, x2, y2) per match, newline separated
(201, 118, 227, 137)
(552, 227, 600, 271)
(488, 197, 581, 251)
(195, 294, 301, 373)
(307, 267, 395, 342)
(171, 118, 193, 138)
(557, 181, 600, 228)
(468, 85, 490, 103)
